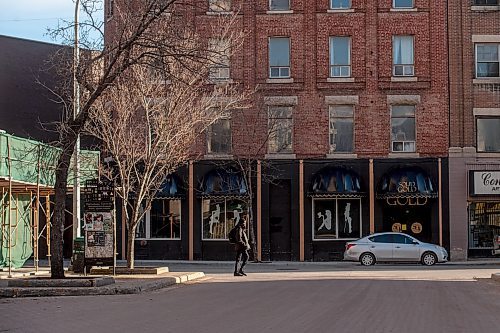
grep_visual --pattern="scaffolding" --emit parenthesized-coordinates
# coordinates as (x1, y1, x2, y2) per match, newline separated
(0, 132, 99, 276)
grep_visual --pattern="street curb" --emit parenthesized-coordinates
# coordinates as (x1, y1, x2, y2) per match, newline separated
(0, 272, 204, 298)
(492, 273, 500, 282)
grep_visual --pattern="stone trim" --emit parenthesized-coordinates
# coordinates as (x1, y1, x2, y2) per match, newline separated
(472, 35, 500, 43)
(326, 153, 358, 159)
(266, 10, 294, 14)
(387, 95, 421, 105)
(327, 77, 355, 83)
(388, 152, 420, 158)
(266, 78, 294, 84)
(324, 95, 359, 105)
(473, 108, 500, 116)
(391, 76, 418, 82)
(264, 96, 298, 105)
(327, 9, 355, 13)
(265, 153, 296, 160)
(471, 6, 500, 11)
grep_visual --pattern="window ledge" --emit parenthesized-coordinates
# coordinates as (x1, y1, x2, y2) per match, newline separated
(388, 152, 420, 158)
(391, 76, 418, 82)
(327, 9, 355, 13)
(326, 153, 358, 159)
(390, 8, 418, 12)
(206, 11, 234, 16)
(473, 78, 500, 84)
(327, 77, 355, 83)
(267, 78, 294, 84)
(265, 153, 296, 159)
(476, 152, 500, 158)
(135, 238, 181, 241)
(266, 10, 294, 14)
(471, 6, 500, 11)
(204, 154, 234, 160)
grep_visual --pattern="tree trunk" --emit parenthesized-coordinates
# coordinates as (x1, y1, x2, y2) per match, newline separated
(50, 144, 74, 278)
(127, 225, 136, 269)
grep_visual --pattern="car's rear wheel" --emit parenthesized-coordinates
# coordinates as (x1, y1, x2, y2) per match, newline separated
(360, 252, 376, 266)
(421, 252, 437, 266)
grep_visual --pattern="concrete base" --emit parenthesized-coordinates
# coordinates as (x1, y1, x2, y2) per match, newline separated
(89, 266, 170, 275)
(492, 273, 500, 282)
(7, 276, 115, 288)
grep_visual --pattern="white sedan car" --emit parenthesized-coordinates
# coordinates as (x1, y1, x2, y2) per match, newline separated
(343, 232, 448, 266)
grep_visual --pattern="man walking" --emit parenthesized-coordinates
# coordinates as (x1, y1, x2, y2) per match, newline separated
(233, 219, 250, 276)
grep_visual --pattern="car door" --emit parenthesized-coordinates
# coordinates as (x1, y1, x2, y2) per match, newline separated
(392, 234, 421, 261)
(368, 234, 394, 260)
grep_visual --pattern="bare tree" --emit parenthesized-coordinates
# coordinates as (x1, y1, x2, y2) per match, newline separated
(47, 0, 244, 277)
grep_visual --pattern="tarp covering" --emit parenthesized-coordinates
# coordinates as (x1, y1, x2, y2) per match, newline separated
(0, 193, 32, 268)
(0, 132, 99, 186)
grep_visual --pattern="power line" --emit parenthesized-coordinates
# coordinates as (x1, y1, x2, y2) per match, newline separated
(0, 17, 72, 22)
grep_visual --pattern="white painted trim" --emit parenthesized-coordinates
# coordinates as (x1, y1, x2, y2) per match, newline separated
(390, 8, 418, 12)
(266, 10, 294, 14)
(327, 9, 355, 13)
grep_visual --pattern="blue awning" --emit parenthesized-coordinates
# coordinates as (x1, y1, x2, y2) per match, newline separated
(157, 174, 184, 199)
(376, 167, 437, 199)
(199, 168, 248, 198)
(309, 167, 364, 198)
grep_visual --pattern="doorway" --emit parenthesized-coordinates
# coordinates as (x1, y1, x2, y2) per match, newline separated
(269, 180, 291, 261)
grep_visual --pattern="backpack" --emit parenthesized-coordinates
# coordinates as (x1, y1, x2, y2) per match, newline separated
(228, 226, 238, 244)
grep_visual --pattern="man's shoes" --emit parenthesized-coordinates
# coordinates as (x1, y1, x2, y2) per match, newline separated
(238, 270, 247, 276)
(234, 272, 243, 276)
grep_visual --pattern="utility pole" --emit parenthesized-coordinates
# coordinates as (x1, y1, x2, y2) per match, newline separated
(73, 0, 81, 249)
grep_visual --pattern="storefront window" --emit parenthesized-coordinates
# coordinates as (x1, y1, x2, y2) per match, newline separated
(469, 202, 500, 249)
(136, 199, 181, 239)
(313, 198, 361, 240)
(202, 198, 248, 240)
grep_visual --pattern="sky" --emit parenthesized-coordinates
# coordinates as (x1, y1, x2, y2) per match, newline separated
(0, 0, 102, 44)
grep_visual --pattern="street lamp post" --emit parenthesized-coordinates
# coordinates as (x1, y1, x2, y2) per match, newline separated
(73, 0, 81, 251)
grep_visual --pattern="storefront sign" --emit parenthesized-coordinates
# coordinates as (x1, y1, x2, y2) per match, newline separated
(470, 171, 500, 196)
(392, 223, 402, 232)
(397, 181, 417, 194)
(411, 222, 422, 234)
(386, 197, 428, 206)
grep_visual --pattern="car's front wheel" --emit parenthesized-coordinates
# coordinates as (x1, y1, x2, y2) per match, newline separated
(360, 252, 376, 266)
(421, 252, 437, 266)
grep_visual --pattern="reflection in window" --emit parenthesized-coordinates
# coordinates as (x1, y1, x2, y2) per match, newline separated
(330, 0, 351, 9)
(330, 37, 351, 77)
(136, 200, 181, 239)
(393, 0, 413, 8)
(268, 106, 293, 154)
(329, 105, 354, 153)
(208, 118, 232, 154)
(474, 0, 499, 5)
(477, 118, 500, 152)
(269, 37, 291, 78)
(209, 0, 231, 12)
(313, 199, 361, 240)
(393, 36, 414, 76)
(202, 198, 248, 240)
(209, 39, 230, 80)
(391, 105, 416, 152)
(475, 44, 500, 78)
(270, 0, 290, 11)
(469, 202, 500, 249)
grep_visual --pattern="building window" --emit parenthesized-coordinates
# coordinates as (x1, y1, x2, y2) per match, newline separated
(391, 105, 416, 152)
(330, 0, 351, 9)
(269, 37, 291, 78)
(209, 0, 231, 12)
(475, 44, 500, 78)
(329, 105, 354, 153)
(393, 0, 414, 8)
(329, 37, 351, 77)
(136, 200, 181, 239)
(202, 198, 248, 240)
(477, 118, 500, 152)
(313, 198, 362, 240)
(469, 202, 500, 249)
(208, 118, 232, 154)
(393, 36, 414, 76)
(270, 0, 290, 10)
(268, 106, 293, 154)
(474, 0, 499, 5)
(209, 39, 230, 80)
(106, 0, 114, 19)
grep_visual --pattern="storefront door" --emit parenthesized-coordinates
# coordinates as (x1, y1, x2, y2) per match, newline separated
(382, 204, 432, 243)
(269, 180, 291, 261)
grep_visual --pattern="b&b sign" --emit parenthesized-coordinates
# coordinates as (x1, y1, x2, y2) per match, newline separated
(470, 171, 500, 196)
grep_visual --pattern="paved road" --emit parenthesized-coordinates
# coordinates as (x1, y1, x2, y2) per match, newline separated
(2, 264, 500, 333)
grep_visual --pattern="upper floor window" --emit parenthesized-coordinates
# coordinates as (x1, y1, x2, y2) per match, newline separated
(393, 0, 414, 8)
(474, 0, 499, 5)
(477, 118, 500, 152)
(475, 44, 500, 78)
(393, 35, 414, 76)
(269, 37, 291, 78)
(209, 0, 231, 12)
(268, 106, 293, 154)
(208, 118, 232, 154)
(106, 0, 114, 19)
(209, 39, 230, 80)
(330, 37, 351, 77)
(270, 0, 290, 11)
(391, 105, 416, 153)
(329, 105, 354, 153)
(330, 0, 351, 9)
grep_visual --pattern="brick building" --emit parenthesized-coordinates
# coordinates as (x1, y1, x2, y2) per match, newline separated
(107, 0, 450, 261)
(448, 0, 500, 260)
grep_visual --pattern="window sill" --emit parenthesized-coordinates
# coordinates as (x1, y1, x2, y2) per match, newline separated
(471, 6, 500, 11)
(135, 238, 181, 241)
(390, 8, 418, 12)
(204, 154, 234, 160)
(206, 11, 234, 16)
(326, 153, 358, 159)
(388, 152, 420, 158)
(266, 10, 294, 14)
(327, 9, 355, 13)
(473, 78, 500, 84)
(327, 77, 355, 83)
(476, 152, 500, 158)
(391, 76, 418, 82)
(265, 153, 296, 159)
(267, 78, 294, 84)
